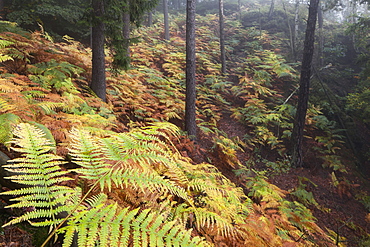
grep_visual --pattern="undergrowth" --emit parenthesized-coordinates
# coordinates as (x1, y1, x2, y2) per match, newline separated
(0, 16, 351, 246)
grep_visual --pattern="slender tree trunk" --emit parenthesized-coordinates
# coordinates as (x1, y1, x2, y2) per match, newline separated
(163, 0, 170, 40)
(185, 0, 197, 139)
(293, 0, 300, 61)
(238, 0, 241, 20)
(317, 5, 324, 67)
(282, 0, 294, 60)
(91, 0, 106, 102)
(148, 11, 153, 26)
(268, 0, 275, 19)
(219, 0, 226, 75)
(123, 0, 130, 61)
(291, 0, 320, 167)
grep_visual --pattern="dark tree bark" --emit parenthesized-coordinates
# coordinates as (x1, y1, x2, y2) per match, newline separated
(185, 0, 197, 139)
(219, 0, 226, 75)
(291, 0, 320, 167)
(123, 0, 130, 60)
(91, 0, 106, 102)
(317, 4, 324, 67)
(163, 0, 170, 40)
(293, 0, 300, 62)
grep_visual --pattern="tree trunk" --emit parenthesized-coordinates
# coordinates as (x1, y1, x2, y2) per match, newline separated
(219, 0, 226, 75)
(163, 0, 170, 40)
(291, 0, 320, 167)
(123, 0, 130, 61)
(282, 0, 294, 60)
(317, 4, 324, 67)
(293, 0, 300, 61)
(148, 11, 153, 26)
(185, 0, 197, 139)
(238, 0, 241, 20)
(268, 0, 275, 19)
(91, 0, 106, 102)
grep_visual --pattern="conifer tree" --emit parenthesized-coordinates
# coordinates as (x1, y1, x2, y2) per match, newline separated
(219, 0, 226, 75)
(91, 0, 106, 102)
(185, 0, 197, 139)
(291, 0, 320, 167)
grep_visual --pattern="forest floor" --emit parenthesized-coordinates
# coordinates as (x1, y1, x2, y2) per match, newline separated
(194, 112, 370, 247)
(0, 109, 369, 247)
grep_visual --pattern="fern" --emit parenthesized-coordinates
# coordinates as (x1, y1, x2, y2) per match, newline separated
(0, 39, 15, 63)
(1, 123, 210, 246)
(0, 113, 21, 144)
(68, 127, 189, 200)
(1, 123, 77, 228)
(60, 194, 209, 247)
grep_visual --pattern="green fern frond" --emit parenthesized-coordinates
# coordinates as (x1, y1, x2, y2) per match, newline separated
(69, 127, 189, 200)
(0, 39, 14, 49)
(60, 193, 208, 247)
(37, 101, 64, 114)
(192, 207, 238, 237)
(0, 54, 13, 62)
(0, 98, 15, 113)
(0, 39, 15, 62)
(1, 123, 77, 228)
(0, 113, 20, 144)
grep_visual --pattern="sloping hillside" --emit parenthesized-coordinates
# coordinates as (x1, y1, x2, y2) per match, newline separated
(0, 15, 369, 247)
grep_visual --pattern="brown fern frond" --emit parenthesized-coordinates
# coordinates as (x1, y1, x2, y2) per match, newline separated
(0, 78, 22, 93)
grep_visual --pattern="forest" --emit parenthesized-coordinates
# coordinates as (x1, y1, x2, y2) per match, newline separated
(0, 0, 370, 246)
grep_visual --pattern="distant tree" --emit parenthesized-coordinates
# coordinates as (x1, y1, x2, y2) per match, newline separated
(3, 0, 89, 40)
(219, 0, 226, 75)
(164, 0, 170, 40)
(147, 11, 153, 26)
(317, 4, 324, 66)
(91, 0, 159, 101)
(238, 0, 242, 20)
(268, 0, 275, 19)
(291, 0, 320, 167)
(293, 0, 300, 61)
(123, 0, 130, 65)
(185, 0, 197, 139)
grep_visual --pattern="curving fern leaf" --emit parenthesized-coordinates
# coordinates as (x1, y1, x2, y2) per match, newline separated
(0, 113, 21, 144)
(1, 123, 78, 228)
(0, 98, 13, 113)
(68, 127, 189, 201)
(59, 193, 209, 247)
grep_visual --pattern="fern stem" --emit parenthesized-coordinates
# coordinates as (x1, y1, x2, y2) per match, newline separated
(41, 177, 103, 247)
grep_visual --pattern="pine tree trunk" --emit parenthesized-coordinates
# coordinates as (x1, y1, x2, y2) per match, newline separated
(123, 0, 130, 61)
(91, 0, 106, 102)
(282, 0, 294, 59)
(148, 11, 153, 26)
(185, 0, 197, 139)
(219, 0, 226, 75)
(291, 0, 320, 167)
(293, 0, 300, 61)
(238, 0, 241, 20)
(268, 0, 275, 19)
(318, 5, 324, 67)
(163, 0, 170, 40)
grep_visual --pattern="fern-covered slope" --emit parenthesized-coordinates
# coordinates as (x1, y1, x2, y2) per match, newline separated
(0, 16, 368, 246)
